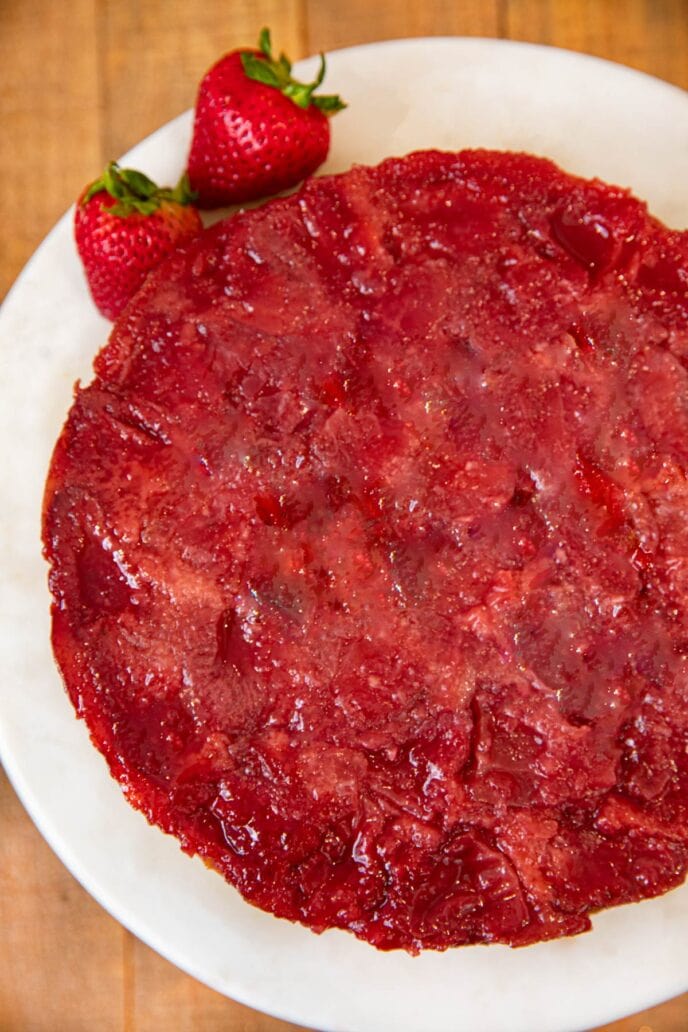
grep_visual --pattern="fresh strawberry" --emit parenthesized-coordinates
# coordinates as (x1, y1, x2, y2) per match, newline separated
(187, 27, 346, 208)
(74, 162, 202, 320)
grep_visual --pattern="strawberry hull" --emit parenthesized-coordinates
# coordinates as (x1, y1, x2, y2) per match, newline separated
(44, 150, 688, 951)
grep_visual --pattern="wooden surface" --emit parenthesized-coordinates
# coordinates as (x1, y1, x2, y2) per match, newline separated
(2, 1, 688, 1029)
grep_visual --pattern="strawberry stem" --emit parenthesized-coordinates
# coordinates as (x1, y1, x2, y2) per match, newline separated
(83, 162, 197, 217)
(240, 27, 346, 115)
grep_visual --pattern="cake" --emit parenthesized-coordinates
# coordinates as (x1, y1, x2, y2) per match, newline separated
(43, 150, 688, 951)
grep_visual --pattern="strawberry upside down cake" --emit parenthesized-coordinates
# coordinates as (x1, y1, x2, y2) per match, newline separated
(43, 150, 688, 951)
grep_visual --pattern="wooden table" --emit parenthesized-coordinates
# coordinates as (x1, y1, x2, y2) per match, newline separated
(3, 2, 688, 1029)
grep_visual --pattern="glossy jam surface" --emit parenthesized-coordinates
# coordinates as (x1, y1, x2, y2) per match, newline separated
(43, 151, 688, 950)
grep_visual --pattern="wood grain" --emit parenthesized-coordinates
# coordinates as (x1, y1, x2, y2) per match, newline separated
(0, 0, 101, 302)
(504, 0, 688, 88)
(304, 0, 502, 51)
(97, 0, 306, 159)
(2, 1, 688, 1029)
(0, 770, 124, 1032)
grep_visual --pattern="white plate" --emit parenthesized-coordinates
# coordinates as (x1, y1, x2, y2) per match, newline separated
(2, 37, 688, 1032)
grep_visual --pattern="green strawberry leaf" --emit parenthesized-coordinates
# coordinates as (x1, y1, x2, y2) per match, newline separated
(311, 93, 347, 113)
(110, 198, 158, 217)
(241, 52, 281, 88)
(83, 162, 197, 217)
(240, 28, 346, 116)
(277, 52, 292, 78)
(120, 168, 158, 198)
(167, 172, 198, 206)
(282, 82, 313, 109)
(103, 164, 128, 200)
(84, 177, 107, 203)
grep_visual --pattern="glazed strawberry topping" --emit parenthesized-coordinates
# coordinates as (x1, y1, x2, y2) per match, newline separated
(44, 151, 688, 951)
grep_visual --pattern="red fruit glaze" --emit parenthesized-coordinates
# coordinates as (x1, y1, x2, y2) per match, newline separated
(187, 49, 331, 207)
(45, 151, 688, 951)
(75, 190, 202, 321)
